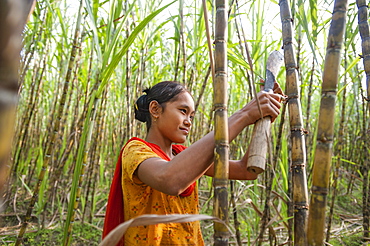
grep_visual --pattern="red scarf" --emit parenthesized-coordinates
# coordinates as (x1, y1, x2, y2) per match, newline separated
(102, 137, 196, 245)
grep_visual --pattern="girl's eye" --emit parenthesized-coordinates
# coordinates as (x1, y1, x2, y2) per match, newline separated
(180, 109, 186, 113)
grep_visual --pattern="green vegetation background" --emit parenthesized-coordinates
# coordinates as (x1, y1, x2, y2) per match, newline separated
(1, 0, 368, 245)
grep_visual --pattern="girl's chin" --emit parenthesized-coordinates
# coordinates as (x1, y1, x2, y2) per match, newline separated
(172, 137, 187, 144)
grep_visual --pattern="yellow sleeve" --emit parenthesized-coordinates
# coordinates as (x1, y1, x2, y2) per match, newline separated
(121, 140, 160, 184)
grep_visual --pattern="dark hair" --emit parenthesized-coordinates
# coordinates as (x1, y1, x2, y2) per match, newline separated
(134, 81, 189, 129)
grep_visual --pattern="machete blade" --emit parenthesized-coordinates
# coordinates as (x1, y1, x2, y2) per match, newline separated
(264, 50, 284, 91)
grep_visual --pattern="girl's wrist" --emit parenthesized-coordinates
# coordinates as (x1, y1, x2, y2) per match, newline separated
(238, 107, 253, 126)
(229, 109, 251, 135)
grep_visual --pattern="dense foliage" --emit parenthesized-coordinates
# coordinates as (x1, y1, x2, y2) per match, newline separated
(0, 0, 368, 245)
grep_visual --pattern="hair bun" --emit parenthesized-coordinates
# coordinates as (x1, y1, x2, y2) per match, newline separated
(134, 94, 149, 122)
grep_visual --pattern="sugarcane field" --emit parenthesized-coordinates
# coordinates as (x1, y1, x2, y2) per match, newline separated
(0, 0, 369, 245)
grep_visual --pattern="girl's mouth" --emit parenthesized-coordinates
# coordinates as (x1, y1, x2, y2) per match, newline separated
(180, 128, 189, 134)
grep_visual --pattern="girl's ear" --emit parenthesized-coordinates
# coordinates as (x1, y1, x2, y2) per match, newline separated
(149, 100, 162, 119)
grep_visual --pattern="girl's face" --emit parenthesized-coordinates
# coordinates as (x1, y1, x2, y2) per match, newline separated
(156, 91, 195, 144)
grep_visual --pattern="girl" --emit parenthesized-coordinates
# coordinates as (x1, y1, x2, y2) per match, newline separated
(103, 81, 283, 245)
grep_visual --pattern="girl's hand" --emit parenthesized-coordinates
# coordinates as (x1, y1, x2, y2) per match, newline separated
(272, 81, 285, 96)
(260, 79, 285, 96)
(242, 89, 282, 125)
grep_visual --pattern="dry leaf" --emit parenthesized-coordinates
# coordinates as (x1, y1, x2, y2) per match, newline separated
(99, 213, 223, 246)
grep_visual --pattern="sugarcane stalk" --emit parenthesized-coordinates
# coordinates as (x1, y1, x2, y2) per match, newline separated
(230, 180, 242, 246)
(63, 90, 99, 246)
(62, 2, 178, 244)
(173, 3, 181, 83)
(179, 0, 187, 86)
(279, 0, 310, 244)
(202, 0, 215, 82)
(256, 148, 274, 246)
(305, 59, 315, 130)
(63, 32, 102, 242)
(357, 0, 370, 101)
(85, 92, 107, 223)
(12, 8, 48, 176)
(125, 1, 132, 138)
(82, 58, 105, 224)
(195, 66, 212, 112)
(213, 0, 229, 245)
(274, 101, 289, 244)
(362, 102, 370, 243)
(356, 0, 370, 240)
(307, 0, 348, 244)
(326, 67, 347, 243)
(15, 0, 84, 244)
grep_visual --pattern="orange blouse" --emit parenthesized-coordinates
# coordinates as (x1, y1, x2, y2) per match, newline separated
(121, 140, 204, 245)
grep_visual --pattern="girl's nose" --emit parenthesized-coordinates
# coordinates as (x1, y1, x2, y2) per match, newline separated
(184, 118, 192, 127)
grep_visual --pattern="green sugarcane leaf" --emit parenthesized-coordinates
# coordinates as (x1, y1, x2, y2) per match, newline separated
(227, 49, 250, 70)
(98, 0, 176, 97)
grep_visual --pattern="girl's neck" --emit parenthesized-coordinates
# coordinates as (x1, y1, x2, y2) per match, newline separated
(145, 133, 173, 159)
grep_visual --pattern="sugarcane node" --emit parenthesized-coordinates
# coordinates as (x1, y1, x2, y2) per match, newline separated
(293, 202, 309, 210)
(293, 203, 309, 210)
(246, 51, 284, 175)
(280, 95, 288, 104)
(291, 127, 309, 135)
(213, 103, 227, 111)
(215, 142, 229, 150)
(318, 134, 333, 143)
(286, 94, 299, 103)
(291, 163, 306, 168)
(283, 40, 293, 46)
(214, 39, 226, 44)
(289, 163, 306, 172)
(311, 185, 328, 195)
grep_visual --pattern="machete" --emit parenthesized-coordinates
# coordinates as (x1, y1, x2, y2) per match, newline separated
(246, 50, 284, 174)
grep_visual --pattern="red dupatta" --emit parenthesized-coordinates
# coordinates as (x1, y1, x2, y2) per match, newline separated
(102, 137, 196, 245)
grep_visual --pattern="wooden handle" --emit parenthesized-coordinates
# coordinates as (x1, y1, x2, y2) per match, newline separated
(246, 50, 283, 174)
(247, 117, 271, 174)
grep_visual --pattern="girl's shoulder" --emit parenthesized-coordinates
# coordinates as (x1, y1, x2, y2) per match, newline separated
(123, 138, 154, 156)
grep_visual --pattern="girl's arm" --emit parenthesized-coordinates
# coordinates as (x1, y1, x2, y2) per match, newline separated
(204, 148, 258, 180)
(136, 90, 281, 196)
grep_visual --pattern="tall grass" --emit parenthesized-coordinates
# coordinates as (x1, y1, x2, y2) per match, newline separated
(0, 0, 368, 245)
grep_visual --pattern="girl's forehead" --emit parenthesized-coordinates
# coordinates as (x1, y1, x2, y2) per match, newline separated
(171, 92, 195, 107)
(176, 92, 194, 102)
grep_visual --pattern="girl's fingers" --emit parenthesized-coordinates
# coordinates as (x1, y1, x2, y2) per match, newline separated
(273, 82, 284, 95)
(269, 102, 281, 122)
(270, 94, 283, 107)
(257, 92, 281, 121)
(244, 90, 283, 125)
